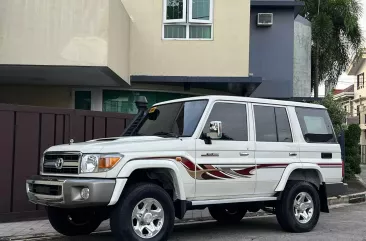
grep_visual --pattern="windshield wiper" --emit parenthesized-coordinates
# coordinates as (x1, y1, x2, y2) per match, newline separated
(153, 131, 179, 138)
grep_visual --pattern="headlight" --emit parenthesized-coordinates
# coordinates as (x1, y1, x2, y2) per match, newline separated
(80, 154, 123, 173)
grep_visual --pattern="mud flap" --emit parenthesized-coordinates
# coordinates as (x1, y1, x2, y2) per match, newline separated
(319, 183, 329, 213)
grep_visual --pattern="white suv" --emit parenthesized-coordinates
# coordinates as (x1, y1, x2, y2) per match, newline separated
(26, 95, 347, 241)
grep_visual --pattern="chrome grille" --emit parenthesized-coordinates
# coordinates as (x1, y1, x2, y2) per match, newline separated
(42, 152, 81, 174)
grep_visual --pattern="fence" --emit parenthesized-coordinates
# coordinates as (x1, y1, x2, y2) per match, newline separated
(0, 103, 134, 222)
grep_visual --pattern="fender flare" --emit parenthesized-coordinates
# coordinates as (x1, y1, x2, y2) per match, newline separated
(275, 163, 325, 192)
(117, 159, 187, 201)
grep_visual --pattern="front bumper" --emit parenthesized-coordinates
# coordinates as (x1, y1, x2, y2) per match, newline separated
(325, 182, 348, 197)
(26, 175, 116, 208)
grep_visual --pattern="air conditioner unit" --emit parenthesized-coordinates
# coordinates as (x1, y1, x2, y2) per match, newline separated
(257, 13, 273, 27)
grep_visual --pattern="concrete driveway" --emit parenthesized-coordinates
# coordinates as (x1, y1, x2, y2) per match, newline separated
(46, 203, 366, 241)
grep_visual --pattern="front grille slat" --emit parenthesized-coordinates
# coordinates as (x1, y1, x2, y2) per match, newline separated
(43, 152, 80, 174)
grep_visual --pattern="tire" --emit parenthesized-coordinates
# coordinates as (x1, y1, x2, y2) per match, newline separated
(110, 183, 175, 241)
(208, 205, 247, 224)
(47, 207, 103, 236)
(276, 181, 320, 233)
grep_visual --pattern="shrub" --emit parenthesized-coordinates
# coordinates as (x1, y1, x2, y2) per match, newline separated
(344, 124, 361, 178)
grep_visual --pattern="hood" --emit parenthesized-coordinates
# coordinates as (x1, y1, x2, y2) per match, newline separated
(45, 136, 180, 153)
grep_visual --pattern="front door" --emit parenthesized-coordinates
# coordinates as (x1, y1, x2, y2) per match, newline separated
(195, 101, 256, 199)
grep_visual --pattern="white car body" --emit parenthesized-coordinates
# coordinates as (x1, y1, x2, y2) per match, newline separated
(26, 95, 347, 239)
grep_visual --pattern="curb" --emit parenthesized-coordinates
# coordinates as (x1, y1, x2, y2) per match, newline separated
(327, 191, 366, 205)
(1, 192, 366, 241)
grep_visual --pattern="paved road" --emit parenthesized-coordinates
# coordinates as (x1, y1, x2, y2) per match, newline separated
(47, 203, 366, 241)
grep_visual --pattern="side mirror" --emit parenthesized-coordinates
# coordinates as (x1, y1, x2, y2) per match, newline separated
(207, 121, 222, 139)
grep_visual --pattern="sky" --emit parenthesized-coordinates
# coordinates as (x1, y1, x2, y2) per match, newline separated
(317, 0, 366, 96)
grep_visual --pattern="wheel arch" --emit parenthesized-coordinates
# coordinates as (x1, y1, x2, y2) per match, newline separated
(116, 159, 187, 201)
(275, 163, 325, 192)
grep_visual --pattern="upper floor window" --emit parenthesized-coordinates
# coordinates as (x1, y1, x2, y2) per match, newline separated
(357, 73, 364, 89)
(163, 0, 213, 40)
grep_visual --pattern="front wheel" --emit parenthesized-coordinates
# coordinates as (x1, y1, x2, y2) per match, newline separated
(208, 205, 247, 223)
(276, 181, 320, 233)
(47, 207, 103, 236)
(110, 183, 175, 241)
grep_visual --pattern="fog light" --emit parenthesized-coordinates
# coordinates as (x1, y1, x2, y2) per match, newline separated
(80, 188, 90, 200)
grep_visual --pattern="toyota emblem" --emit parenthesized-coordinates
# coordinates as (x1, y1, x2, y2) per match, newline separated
(55, 158, 64, 170)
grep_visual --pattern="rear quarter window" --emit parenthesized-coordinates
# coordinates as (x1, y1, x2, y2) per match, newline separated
(295, 107, 337, 143)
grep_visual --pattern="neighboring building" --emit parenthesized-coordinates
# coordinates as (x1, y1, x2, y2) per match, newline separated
(249, 0, 310, 98)
(0, 0, 309, 114)
(333, 85, 355, 117)
(346, 49, 366, 143)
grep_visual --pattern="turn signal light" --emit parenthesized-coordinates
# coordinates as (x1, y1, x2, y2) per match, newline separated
(98, 157, 121, 169)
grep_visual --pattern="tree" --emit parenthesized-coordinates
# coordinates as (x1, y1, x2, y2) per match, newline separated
(317, 93, 346, 135)
(300, 0, 363, 97)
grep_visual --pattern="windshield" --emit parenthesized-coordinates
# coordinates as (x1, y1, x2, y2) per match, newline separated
(137, 100, 208, 137)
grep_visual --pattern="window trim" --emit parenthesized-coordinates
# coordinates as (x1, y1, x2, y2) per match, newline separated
(162, 0, 214, 40)
(163, 0, 187, 24)
(189, 0, 214, 24)
(253, 104, 294, 143)
(199, 101, 250, 142)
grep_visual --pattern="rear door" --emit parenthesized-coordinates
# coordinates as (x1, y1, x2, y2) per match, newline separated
(295, 107, 342, 183)
(253, 104, 300, 195)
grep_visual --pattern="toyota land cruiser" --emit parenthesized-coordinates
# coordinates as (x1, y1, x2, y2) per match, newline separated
(26, 95, 347, 241)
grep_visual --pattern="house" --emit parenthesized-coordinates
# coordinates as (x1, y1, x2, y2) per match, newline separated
(333, 85, 355, 117)
(0, 0, 309, 114)
(346, 49, 366, 142)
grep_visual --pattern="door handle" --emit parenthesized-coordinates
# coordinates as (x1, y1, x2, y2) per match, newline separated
(239, 152, 249, 157)
(289, 153, 297, 157)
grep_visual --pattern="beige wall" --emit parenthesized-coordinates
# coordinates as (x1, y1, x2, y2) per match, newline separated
(0, 0, 109, 66)
(108, 0, 131, 84)
(124, 0, 250, 77)
(0, 85, 72, 108)
(0, 0, 130, 83)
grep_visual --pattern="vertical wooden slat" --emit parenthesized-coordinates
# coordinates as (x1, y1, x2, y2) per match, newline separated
(85, 116, 93, 141)
(64, 115, 70, 143)
(93, 117, 106, 139)
(55, 115, 64, 145)
(12, 112, 40, 212)
(0, 111, 15, 214)
(39, 114, 56, 156)
(70, 114, 85, 142)
(106, 118, 127, 137)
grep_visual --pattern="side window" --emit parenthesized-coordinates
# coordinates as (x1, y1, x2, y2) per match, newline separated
(295, 107, 336, 143)
(203, 102, 248, 141)
(254, 105, 292, 142)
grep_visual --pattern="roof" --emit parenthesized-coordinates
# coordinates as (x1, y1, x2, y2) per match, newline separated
(333, 85, 354, 100)
(347, 49, 366, 75)
(333, 85, 354, 95)
(333, 89, 343, 95)
(154, 95, 326, 109)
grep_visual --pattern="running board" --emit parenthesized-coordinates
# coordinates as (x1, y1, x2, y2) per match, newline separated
(191, 197, 277, 206)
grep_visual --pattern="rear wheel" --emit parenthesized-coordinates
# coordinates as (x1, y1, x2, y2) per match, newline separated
(208, 205, 247, 224)
(110, 183, 175, 241)
(276, 181, 320, 233)
(47, 207, 103, 236)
